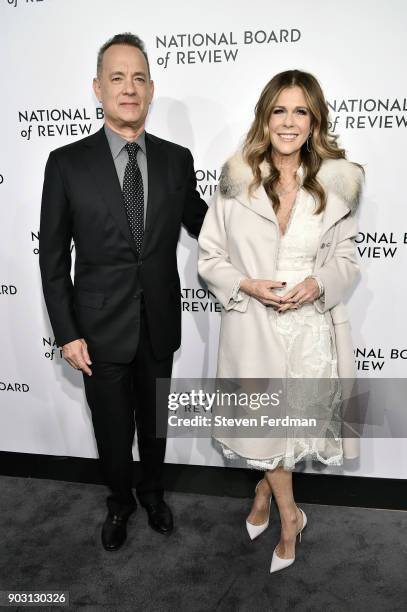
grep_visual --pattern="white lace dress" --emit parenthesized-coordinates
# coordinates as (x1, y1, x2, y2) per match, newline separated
(220, 189, 344, 470)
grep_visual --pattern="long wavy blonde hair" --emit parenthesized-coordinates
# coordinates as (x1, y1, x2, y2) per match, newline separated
(243, 70, 346, 213)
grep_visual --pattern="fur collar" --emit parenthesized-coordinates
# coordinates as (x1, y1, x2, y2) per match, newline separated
(219, 151, 364, 211)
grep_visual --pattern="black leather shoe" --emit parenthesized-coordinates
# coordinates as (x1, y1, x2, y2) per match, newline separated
(101, 512, 133, 551)
(141, 500, 173, 535)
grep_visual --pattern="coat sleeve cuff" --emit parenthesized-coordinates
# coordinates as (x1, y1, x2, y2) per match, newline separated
(225, 277, 250, 312)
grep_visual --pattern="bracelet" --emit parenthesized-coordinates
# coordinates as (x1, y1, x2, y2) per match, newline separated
(307, 275, 324, 298)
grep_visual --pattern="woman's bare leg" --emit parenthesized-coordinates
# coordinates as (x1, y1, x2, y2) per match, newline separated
(265, 467, 303, 558)
(246, 474, 272, 525)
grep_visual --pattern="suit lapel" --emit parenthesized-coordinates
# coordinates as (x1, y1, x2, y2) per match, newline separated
(320, 191, 350, 238)
(235, 184, 279, 227)
(83, 127, 138, 255)
(143, 133, 168, 250)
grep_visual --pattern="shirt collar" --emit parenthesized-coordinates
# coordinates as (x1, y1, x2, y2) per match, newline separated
(104, 124, 146, 159)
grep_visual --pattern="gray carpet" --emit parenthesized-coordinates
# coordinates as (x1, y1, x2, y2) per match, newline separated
(0, 475, 406, 612)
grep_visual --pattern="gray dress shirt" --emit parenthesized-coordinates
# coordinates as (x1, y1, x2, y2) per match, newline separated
(104, 124, 148, 223)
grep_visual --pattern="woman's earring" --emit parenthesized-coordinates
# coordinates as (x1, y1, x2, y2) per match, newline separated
(306, 135, 312, 152)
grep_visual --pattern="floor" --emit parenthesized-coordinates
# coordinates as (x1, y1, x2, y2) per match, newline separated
(0, 475, 406, 611)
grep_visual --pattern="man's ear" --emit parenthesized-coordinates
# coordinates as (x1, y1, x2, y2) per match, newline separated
(93, 77, 101, 102)
(149, 79, 155, 104)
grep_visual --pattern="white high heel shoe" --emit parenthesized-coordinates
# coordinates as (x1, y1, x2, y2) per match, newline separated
(269, 508, 307, 574)
(246, 479, 273, 540)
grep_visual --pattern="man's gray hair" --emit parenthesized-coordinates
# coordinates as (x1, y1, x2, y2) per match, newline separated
(96, 33, 151, 78)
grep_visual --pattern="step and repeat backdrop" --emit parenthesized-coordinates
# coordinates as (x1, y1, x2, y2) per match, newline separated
(1, 0, 406, 479)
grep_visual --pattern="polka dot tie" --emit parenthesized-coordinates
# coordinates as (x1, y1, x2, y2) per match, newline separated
(123, 142, 144, 254)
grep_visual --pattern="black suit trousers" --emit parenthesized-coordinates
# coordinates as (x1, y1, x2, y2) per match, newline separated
(83, 300, 173, 515)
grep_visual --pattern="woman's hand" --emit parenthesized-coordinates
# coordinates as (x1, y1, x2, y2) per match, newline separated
(277, 277, 320, 312)
(239, 278, 287, 306)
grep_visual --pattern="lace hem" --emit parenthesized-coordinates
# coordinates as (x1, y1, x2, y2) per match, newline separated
(216, 438, 344, 472)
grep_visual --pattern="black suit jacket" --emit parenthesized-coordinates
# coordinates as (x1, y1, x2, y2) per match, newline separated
(39, 127, 207, 362)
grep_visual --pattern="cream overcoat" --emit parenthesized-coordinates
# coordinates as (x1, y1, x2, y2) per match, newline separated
(198, 154, 364, 460)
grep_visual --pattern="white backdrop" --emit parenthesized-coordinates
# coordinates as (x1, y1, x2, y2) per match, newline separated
(1, 0, 406, 479)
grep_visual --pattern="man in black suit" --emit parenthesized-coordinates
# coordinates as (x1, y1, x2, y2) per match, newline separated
(39, 33, 207, 551)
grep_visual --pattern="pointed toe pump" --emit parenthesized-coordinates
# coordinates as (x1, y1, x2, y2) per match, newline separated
(246, 479, 273, 540)
(270, 508, 307, 574)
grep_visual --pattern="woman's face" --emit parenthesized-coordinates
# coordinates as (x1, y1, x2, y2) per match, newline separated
(268, 86, 312, 158)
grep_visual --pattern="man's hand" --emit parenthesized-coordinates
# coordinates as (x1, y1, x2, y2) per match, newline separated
(277, 277, 320, 312)
(239, 278, 287, 307)
(62, 338, 92, 376)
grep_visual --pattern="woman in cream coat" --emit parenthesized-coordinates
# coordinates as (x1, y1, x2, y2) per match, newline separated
(198, 69, 363, 573)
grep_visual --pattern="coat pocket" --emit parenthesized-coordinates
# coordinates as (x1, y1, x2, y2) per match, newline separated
(74, 289, 105, 309)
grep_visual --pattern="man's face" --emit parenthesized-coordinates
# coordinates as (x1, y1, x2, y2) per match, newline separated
(93, 44, 154, 132)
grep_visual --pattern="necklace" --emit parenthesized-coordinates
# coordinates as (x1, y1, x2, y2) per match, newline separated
(276, 166, 301, 197)
(276, 185, 298, 197)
